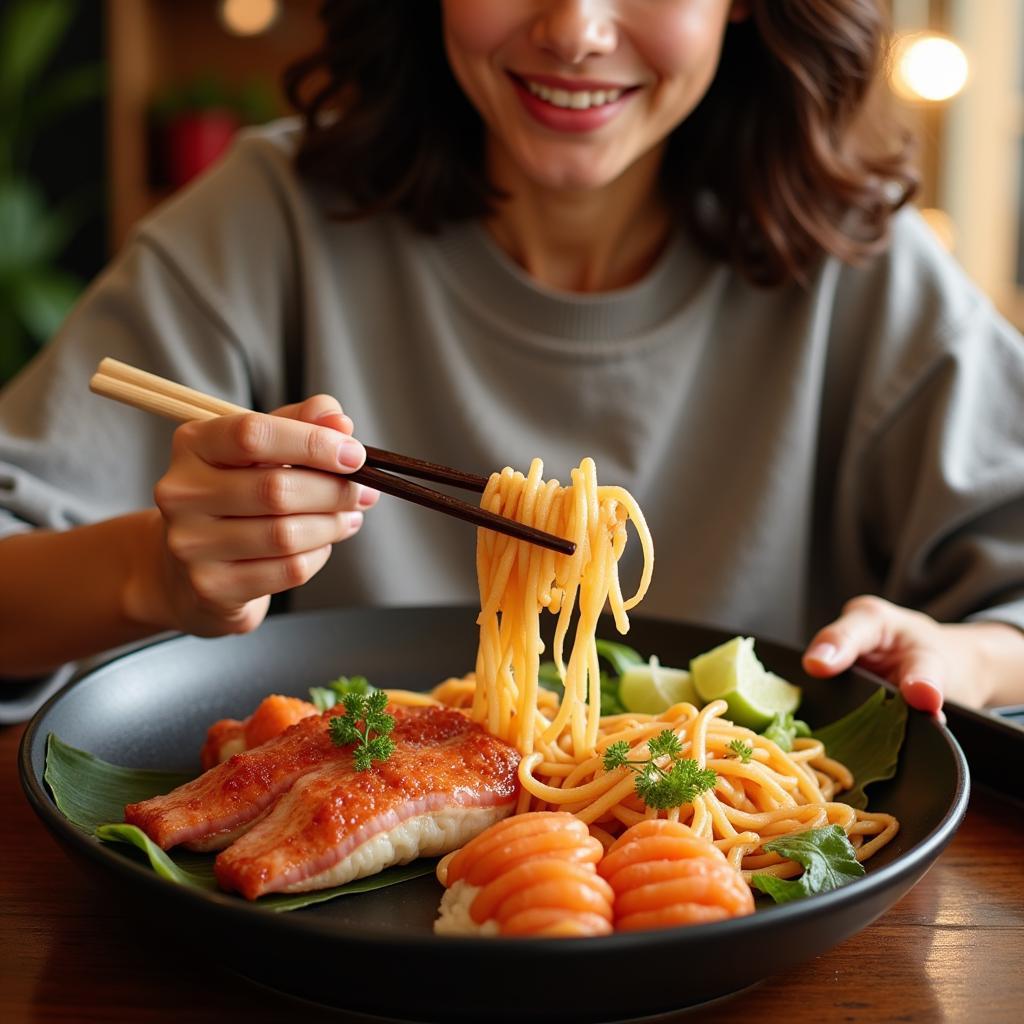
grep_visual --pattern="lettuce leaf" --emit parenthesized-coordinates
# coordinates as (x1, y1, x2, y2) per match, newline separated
(812, 689, 908, 809)
(44, 733, 434, 911)
(750, 825, 865, 903)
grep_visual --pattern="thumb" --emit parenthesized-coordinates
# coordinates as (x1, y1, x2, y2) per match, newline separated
(895, 648, 945, 714)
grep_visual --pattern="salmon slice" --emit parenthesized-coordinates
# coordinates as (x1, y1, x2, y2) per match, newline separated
(215, 706, 521, 900)
(200, 694, 319, 770)
(125, 712, 337, 852)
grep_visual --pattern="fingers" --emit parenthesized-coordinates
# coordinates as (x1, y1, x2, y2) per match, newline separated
(802, 596, 892, 678)
(803, 595, 947, 716)
(272, 394, 354, 436)
(175, 411, 366, 473)
(165, 512, 364, 563)
(151, 395, 377, 634)
(893, 643, 945, 714)
(187, 545, 335, 605)
(156, 461, 374, 519)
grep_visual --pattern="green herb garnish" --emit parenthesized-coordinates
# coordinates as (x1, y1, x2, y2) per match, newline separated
(538, 638, 633, 716)
(761, 711, 811, 752)
(750, 825, 865, 903)
(727, 739, 753, 763)
(328, 690, 395, 771)
(602, 730, 718, 810)
(309, 674, 375, 712)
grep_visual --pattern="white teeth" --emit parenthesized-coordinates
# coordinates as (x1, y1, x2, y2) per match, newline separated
(525, 80, 623, 110)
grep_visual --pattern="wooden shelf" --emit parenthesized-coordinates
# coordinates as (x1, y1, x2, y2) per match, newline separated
(106, 0, 319, 251)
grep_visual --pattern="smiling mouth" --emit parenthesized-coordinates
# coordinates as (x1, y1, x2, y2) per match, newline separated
(512, 74, 635, 111)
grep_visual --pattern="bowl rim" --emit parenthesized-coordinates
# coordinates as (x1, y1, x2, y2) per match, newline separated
(19, 606, 971, 955)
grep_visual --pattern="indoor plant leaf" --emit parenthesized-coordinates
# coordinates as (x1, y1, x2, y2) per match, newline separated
(12, 268, 81, 341)
(0, 0, 74, 105)
(22, 61, 106, 130)
(0, 179, 54, 270)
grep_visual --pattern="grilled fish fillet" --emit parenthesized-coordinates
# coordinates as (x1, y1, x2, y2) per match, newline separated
(125, 711, 336, 852)
(215, 706, 520, 900)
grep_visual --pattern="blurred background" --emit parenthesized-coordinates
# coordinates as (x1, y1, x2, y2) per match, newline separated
(0, 0, 1021, 383)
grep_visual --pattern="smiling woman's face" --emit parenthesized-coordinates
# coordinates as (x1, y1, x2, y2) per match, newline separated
(442, 0, 741, 193)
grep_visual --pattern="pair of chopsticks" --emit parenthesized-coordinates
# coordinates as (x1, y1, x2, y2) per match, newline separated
(88, 358, 575, 556)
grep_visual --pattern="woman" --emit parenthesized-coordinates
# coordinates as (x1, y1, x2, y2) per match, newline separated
(1, 0, 1022, 721)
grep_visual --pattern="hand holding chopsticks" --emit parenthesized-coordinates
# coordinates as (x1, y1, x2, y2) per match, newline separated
(89, 358, 575, 556)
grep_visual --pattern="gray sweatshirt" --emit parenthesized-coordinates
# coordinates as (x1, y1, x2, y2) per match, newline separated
(2, 120, 1023, 721)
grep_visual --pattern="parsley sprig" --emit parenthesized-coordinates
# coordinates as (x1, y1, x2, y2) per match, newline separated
(309, 674, 375, 713)
(727, 739, 753, 763)
(602, 730, 718, 810)
(328, 690, 395, 771)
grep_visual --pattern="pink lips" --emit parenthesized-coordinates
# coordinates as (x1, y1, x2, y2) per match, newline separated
(509, 73, 634, 134)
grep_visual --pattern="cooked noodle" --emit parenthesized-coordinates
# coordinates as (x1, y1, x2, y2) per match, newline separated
(428, 457, 898, 884)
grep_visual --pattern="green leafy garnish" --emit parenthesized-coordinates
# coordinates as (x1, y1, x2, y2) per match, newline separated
(750, 825, 865, 903)
(309, 674, 375, 712)
(602, 729, 718, 810)
(537, 638, 634, 716)
(44, 734, 432, 910)
(812, 689, 907, 809)
(727, 739, 753, 763)
(594, 639, 644, 676)
(328, 690, 395, 771)
(761, 711, 811, 752)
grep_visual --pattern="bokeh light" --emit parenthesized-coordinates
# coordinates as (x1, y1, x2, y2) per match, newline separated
(219, 0, 280, 37)
(891, 33, 969, 103)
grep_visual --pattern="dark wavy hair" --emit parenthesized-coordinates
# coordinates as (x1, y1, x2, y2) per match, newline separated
(283, 1, 917, 287)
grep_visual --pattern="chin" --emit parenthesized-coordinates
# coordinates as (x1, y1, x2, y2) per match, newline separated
(517, 149, 628, 193)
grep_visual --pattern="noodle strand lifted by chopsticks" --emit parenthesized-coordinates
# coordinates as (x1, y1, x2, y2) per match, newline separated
(432, 457, 897, 882)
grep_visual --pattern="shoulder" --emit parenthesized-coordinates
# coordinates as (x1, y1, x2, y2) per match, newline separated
(829, 207, 1019, 379)
(134, 118, 309, 258)
(831, 206, 989, 345)
(820, 206, 1024, 446)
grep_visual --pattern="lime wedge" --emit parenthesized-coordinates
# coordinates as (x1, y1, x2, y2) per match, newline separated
(690, 636, 801, 731)
(619, 658, 700, 714)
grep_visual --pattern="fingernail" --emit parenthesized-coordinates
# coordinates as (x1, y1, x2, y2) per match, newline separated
(807, 642, 839, 665)
(338, 439, 365, 470)
(347, 511, 364, 531)
(357, 486, 380, 509)
(903, 678, 943, 714)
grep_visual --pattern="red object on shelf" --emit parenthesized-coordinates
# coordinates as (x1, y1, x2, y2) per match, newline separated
(164, 110, 240, 188)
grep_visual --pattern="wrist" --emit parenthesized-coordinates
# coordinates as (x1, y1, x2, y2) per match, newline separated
(120, 508, 180, 632)
(951, 621, 1024, 707)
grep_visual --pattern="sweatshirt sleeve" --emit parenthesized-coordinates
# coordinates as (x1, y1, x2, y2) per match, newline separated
(835, 270, 1024, 636)
(0, 126, 300, 721)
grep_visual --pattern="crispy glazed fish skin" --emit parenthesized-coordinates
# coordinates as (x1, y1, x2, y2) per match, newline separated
(124, 712, 337, 851)
(215, 707, 521, 900)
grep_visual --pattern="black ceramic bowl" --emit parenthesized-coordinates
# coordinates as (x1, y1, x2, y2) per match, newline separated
(20, 607, 969, 1023)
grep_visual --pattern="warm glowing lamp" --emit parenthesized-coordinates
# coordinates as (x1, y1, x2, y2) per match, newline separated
(219, 0, 280, 37)
(891, 33, 968, 102)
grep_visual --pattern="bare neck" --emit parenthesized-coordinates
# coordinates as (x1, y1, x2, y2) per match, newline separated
(484, 143, 672, 294)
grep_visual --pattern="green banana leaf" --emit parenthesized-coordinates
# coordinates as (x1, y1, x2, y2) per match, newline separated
(813, 689, 908, 810)
(44, 734, 436, 912)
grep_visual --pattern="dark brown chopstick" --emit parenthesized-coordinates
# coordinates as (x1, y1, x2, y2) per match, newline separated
(362, 446, 488, 493)
(89, 358, 575, 556)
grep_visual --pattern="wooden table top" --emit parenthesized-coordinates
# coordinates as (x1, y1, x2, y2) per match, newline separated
(3, 719, 1022, 1024)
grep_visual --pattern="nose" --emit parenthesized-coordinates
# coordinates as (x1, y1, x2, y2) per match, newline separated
(529, 0, 618, 65)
